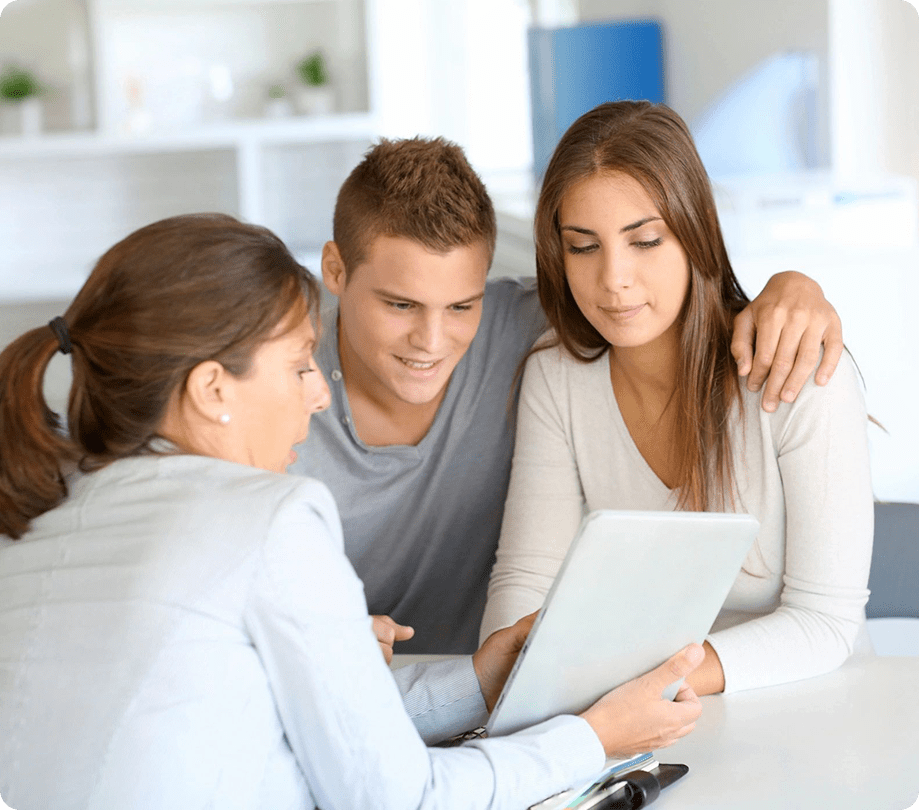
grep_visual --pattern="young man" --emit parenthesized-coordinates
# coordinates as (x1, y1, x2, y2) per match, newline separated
(291, 137, 843, 653)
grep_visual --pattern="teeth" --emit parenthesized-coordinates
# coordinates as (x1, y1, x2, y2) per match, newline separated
(399, 357, 437, 370)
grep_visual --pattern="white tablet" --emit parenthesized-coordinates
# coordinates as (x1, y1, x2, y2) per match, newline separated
(486, 510, 759, 737)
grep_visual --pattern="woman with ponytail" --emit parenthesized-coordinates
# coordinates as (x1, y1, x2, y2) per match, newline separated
(0, 213, 706, 810)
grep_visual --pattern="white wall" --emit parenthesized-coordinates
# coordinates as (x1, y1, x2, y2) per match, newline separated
(369, 0, 534, 174)
(832, 0, 919, 182)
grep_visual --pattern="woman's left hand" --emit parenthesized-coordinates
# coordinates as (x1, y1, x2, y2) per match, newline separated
(472, 612, 538, 712)
(731, 271, 843, 412)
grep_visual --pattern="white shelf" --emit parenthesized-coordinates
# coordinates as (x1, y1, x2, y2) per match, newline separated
(96, 0, 334, 7)
(1, 0, 375, 307)
(0, 112, 377, 159)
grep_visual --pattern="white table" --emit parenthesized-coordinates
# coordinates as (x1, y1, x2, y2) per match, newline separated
(653, 655, 919, 810)
(393, 654, 919, 810)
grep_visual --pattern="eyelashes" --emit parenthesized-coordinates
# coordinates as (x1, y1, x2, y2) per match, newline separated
(384, 301, 474, 312)
(565, 236, 663, 255)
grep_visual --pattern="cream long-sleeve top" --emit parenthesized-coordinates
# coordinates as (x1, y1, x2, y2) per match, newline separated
(481, 344, 874, 694)
(0, 454, 604, 810)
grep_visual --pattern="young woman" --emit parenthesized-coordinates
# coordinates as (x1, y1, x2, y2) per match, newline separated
(0, 213, 704, 809)
(481, 102, 874, 696)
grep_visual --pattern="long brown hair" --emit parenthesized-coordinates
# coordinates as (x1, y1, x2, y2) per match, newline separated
(0, 213, 320, 539)
(534, 101, 750, 511)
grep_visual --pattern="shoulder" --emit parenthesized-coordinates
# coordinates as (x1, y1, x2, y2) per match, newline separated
(520, 338, 610, 418)
(484, 276, 539, 308)
(523, 335, 605, 382)
(479, 277, 545, 341)
(93, 454, 341, 543)
(742, 349, 867, 439)
(268, 475, 343, 547)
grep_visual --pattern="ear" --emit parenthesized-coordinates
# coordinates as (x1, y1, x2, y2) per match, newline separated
(183, 360, 234, 423)
(322, 241, 348, 296)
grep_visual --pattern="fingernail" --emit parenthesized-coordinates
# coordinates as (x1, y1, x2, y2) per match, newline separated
(763, 399, 777, 412)
(781, 389, 796, 402)
(816, 374, 828, 386)
(686, 644, 705, 666)
(747, 381, 761, 392)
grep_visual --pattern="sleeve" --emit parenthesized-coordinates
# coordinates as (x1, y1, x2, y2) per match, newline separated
(707, 353, 874, 693)
(392, 657, 489, 743)
(480, 349, 587, 642)
(244, 479, 605, 810)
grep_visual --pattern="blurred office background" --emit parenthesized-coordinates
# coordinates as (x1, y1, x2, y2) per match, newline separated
(0, 0, 917, 504)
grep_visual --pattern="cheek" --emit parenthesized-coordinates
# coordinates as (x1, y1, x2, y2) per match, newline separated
(564, 268, 592, 308)
(362, 312, 403, 352)
(670, 267, 691, 312)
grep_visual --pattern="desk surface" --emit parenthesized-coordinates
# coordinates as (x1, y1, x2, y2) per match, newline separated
(394, 654, 919, 810)
(655, 655, 919, 810)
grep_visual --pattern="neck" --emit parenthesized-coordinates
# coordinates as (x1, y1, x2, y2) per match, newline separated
(608, 328, 683, 490)
(609, 329, 680, 401)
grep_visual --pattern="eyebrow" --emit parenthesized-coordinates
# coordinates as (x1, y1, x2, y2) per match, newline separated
(561, 216, 662, 236)
(372, 289, 486, 307)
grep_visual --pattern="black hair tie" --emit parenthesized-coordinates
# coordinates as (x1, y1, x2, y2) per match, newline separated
(48, 317, 72, 355)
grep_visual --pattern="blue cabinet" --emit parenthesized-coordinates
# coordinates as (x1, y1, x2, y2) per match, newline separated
(529, 19, 665, 182)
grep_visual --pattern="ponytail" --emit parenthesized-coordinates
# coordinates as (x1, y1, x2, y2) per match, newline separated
(0, 325, 79, 539)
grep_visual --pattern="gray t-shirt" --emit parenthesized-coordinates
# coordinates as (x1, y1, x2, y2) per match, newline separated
(291, 278, 545, 653)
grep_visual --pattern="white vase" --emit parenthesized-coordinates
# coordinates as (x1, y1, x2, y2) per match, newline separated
(264, 97, 294, 119)
(19, 98, 43, 136)
(1, 98, 44, 137)
(295, 86, 335, 117)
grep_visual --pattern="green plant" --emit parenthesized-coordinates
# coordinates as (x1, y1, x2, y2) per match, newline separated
(296, 52, 329, 87)
(0, 66, 41, 103)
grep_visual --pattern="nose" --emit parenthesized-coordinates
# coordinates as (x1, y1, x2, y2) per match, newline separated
(407, 312, 444, 356)
(600, 247, 633, 292)
(311, 370, 332, 413)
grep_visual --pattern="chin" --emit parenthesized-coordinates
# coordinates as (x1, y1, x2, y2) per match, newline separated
(392, 381, 447, 406)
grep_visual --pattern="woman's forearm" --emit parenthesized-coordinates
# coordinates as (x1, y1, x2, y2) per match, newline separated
(683, 640, 725, 696)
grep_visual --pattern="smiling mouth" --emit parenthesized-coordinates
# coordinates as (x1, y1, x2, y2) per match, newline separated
(396, 356, 440, 370)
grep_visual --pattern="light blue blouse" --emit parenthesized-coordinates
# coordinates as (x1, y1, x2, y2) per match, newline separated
(0, 454, 602, 809)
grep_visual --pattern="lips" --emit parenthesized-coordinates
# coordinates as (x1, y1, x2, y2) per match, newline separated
(599, 303, 645, 321)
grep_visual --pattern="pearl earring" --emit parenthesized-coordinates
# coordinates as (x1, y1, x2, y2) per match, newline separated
(219, 414, 231, 424)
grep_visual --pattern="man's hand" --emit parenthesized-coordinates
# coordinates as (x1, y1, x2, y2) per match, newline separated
(371, 615, 414, 664)
(731, 271, 843, 412)
(472, 612, 538, 712)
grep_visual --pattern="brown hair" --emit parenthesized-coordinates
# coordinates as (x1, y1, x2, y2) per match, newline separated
(332, 136, 497, 272)
(534, 101, 750, 511)
(0, 213, 320, 539)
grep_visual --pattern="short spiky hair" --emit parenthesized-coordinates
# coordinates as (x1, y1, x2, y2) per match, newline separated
(332, 136, 497, 272)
